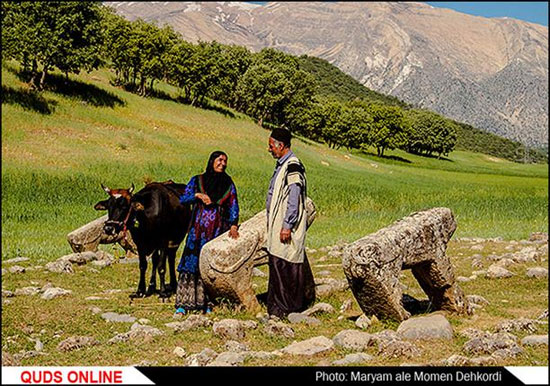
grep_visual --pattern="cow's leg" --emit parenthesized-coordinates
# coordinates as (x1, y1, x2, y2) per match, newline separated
(158, 249, 170, 298)
(165, 247, 178, 296)
(146, 250, 159, 297)
(130, 252, 148, 298)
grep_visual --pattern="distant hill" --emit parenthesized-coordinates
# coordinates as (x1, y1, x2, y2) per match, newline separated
(108, 1, 548, 148)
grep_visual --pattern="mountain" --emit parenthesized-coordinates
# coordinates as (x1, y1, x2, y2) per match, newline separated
(107, 1, 549, 147)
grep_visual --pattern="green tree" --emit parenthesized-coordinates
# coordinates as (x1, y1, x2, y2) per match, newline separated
(2, 1, 103, 90)
(366, 104, 407, 157)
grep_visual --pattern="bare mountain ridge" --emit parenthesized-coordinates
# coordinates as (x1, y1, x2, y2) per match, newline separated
(108, 1, 548, 147)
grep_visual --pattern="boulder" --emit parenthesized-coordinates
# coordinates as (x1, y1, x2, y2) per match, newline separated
(332, 353, 373, 365)
(397, 314, 453, 340)
(527, 267, 548, 278)
(521, 335, 548, 346)
(57, 336, 99, 352)
(212, 319, 249, 341)
(332, 330, 374, 351)
(41, 287, 72, 300)
(342, 207, 470, 321)
(486, 264, 514, 279)
(101, 312, 136, 323)
(200, 198, 316, 311)
(281, 336, 334, 356)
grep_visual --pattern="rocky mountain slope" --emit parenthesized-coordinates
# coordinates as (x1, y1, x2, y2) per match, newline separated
(108, 1, 548, 147)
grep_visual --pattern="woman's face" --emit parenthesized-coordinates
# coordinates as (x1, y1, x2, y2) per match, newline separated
(213, 154, 227, 173)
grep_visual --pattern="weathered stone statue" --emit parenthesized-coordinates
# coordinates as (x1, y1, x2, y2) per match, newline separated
(342, 207, 471, 321)
(200, 198, 317, 312)
(67, 215, 138, 258)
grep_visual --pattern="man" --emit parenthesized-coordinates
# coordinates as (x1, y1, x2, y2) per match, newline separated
(265, 128, 315, 318)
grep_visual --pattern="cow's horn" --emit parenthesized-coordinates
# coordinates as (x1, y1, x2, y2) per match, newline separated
(101, 183, 111, 194)
(129, 183, 135, 194)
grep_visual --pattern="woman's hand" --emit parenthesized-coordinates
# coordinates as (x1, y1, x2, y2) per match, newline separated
(195, 193, 212, 205)
(229, 225, 239, 239)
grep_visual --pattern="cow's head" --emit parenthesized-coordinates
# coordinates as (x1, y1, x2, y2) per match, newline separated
(94, 183, 135, 235)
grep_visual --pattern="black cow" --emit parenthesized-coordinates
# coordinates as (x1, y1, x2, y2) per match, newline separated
(94, 181, 191, 299)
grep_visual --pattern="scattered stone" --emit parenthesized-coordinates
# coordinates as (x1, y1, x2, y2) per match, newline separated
(34, 339, 44, 352)
(491, 346, 524, 360)
(59, 251, 98, 265)
(442, 354, 495, 366)
(58, 336, 100, 352)
(173, 347, 187, 358)
(527, 267, 548, 279)
(355, 314, 373, 330)
(263, 320, 295, 338)
(4, 257, 30, 265)
(207, 351, 247, 367)
(138, 318, 150, 325)
(2, 289, 15, 298)
(245, 351, 280, 360)
(495, 258, 515, 267)
(377, 339, 422, 359)
(288, 313, 321, 326)
(45, 260, 74, 274)
(85, 296, 105, 301)
(41, 287, 72, 300)
(281, 336, 334, 356)
(109, 323, 163, 344)
(538, 310, 548, 320)
(15, 287, 41, 296)
(101, 312, 136, 323)
(521, 335, 548, 346)
(224, 340, 249, 352)
(317, 270, 331, 276)
(89, 306, 102, 315)
(332, 353, 373, 365)
(2, 351, 20, 366)
(466, 295, 489, 307)
(302, 302, 336, 316)
(397, 314, 453, 340)
(513, 247, 540, 263)
(340, 299, 354, 313)
(92, 259, 112, 268)
(496, 318, 538, 334)
(486, 264, 514, 279)
(529, 232, 548, 242)
(8, 265, 26, 274)
(463, 332, 520, 356)
(212, 319, 247, 341)
(332, 330, 374, 351)
(252, 268, 266, 277)
(314, 278, 349, 297)
(186, 348, 218, 367)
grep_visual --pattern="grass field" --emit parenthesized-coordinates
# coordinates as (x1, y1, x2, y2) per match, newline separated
(1, 61, 548, 367)
(1, 61, 547, 263)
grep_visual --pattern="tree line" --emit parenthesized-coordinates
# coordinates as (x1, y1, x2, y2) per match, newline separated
(2, 1, 541, 162)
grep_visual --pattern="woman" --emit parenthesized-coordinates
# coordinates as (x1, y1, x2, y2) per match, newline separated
(175, 151, 239, 315)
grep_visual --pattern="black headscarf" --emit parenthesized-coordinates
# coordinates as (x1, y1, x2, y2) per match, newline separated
(200, 151, 233, 204)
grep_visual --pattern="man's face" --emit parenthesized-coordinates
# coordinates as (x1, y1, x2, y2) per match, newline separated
(213, 154, 227, 173)
(268, 137, 284, 159)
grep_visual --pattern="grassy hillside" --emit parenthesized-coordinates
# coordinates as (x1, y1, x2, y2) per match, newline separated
(2, 61, 548, 264)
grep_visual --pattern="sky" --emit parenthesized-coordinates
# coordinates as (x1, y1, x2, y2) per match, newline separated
(249, 2, 548, 27)
(425, 2, 548, 26)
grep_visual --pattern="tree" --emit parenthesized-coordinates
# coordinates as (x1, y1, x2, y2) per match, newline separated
(366, 104, 407, 157)
(2, 1, 103, 90)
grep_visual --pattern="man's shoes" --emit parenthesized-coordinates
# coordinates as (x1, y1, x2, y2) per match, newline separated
(204, 307, 212, 314)
(174, 307, 186, 316)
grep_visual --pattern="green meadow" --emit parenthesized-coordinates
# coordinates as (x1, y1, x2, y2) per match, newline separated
(1, 61, 548, 263)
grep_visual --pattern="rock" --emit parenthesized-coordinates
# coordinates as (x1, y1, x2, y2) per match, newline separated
(377, 339, 422, 359)
(246, 351, 280, 360)
(2, 351, 20, 366)
(41, 287, 72, 300)
(89, 306, 102, 315)
(45, 260, 74, 274)
(332, 330, 374, 351)
(101, 312, 136, 323)
(317, 270, 331, 276)
(463, 332, 520, 356)
(466, 295, 489, 307)
(342, 208, 470, 321)
(332, 353, 373, 365)
(513, 247, 541, 263)
(2, 289, 15, 298)
(252, 268, 266, 277)
(538, 310, 548, 320)
(302, 302, 335, 316)
(200, 198, 317, 312)
(529, 232, 548, 242)
(486, 264, 514, 279)
(263, 320, 295, 338)
(212, 319, 247, 341)
(8, 265, 26, 274)
(281, 336, 334, 356)
(15, 287, 41, 296)
(224, 340, 249, 352)
(34, 339, 44, 352)
(58, 336, 100, 352)
(4, 257, 30, 264)
(109, 323, 163, 344)
(496, 318, 538, 334)
(397, 314, 453, 340)
(355, 314, 372, 329)
(521, 335, 548, 346)
(92, 259, 112, 268)
(527, 267, 548, 278)
(85, 296, 105, 301)
(207, 351, 247, 366)
(314, 278, 349, 297)
(442, 354, 496, 366)
(186, 348, 218, 367)
(287, 313, 321, 326)
(340, 299, 354, 313)
(59, 251, 98, 265)
(173, 346, 187, 358)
